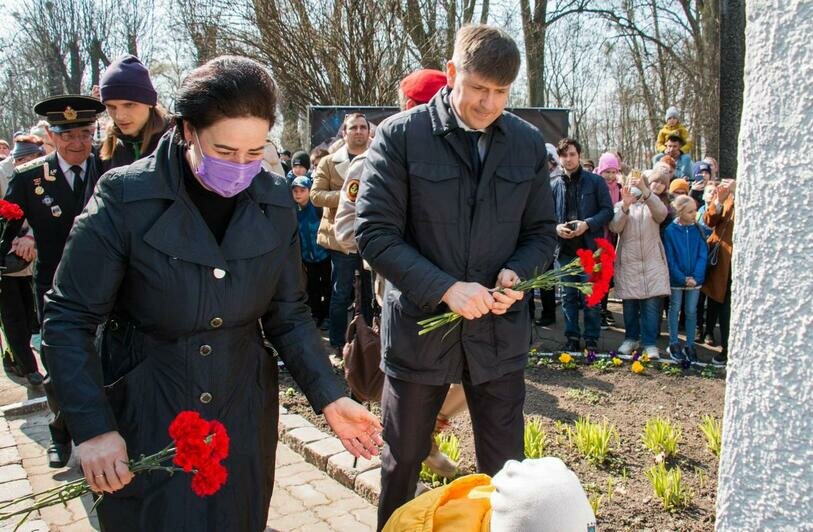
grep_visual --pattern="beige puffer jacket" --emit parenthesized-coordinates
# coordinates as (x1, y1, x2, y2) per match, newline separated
(310, 146, 353, 252)
(608, 194, 671, 300)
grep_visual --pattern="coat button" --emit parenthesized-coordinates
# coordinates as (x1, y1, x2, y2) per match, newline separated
(199, 344, 212, 356)
(210, 317, 223, 328)
(213, 268, 226, 279)
(199, 392, 212, 404)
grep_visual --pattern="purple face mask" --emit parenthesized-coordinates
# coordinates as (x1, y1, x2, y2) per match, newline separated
(192, 131, 262, 198)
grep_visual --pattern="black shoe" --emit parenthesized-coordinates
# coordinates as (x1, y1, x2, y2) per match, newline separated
(704, 333, 717, 347)
(668, 343, 687, 362)
(585, 340, 599, 352)
(600, 316, 610, 330)
(534, 316, 555, 327)
(48, 441, 71, 468)
(26, 371, 44, 386)
(561, 338, 581, 352)
(604, 312, 616, 327)
(712, 347, 727, 366)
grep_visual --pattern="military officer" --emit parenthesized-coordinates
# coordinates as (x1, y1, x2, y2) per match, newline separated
(0, 94, 105, 467)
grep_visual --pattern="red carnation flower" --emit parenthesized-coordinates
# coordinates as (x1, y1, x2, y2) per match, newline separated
(576, 248, 596, 276)
(0, 200, 24, 221)
(207, 420, 230, 462)
(169, 411, 213, 472)
(191, 460, 228, 497)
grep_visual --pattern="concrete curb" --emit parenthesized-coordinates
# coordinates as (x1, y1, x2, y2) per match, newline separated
(277, 406, 383, 507)
(0, 397, 48, 418)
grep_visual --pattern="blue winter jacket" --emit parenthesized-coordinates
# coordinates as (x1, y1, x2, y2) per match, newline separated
(663, 220, 708, 287)
(297, 201, 329, 263)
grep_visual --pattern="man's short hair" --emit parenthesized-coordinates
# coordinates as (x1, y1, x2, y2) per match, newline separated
(452, 24, 520, 86)
(556, 137, 581, 156)
(666, 134, 685, 146)
(343, 112, 369, 128)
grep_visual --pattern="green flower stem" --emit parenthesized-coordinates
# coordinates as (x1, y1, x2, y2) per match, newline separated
(418, 253, 606, 336)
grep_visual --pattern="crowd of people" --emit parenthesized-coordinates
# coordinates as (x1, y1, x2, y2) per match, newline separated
(0, 22, 734, 532)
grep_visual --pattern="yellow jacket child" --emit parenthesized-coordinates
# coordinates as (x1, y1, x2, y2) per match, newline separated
(656, 106, 692, 154)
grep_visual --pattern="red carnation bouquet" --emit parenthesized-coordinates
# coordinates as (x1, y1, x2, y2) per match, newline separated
(0, 411, 229, 526)
(418, 238, 616, 335)
(0, 199, 24, 222)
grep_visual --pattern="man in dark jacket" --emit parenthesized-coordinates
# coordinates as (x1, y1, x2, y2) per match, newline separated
(355, 24, 557, 528)
(552, 138, 614, 352)
(0, 95, 105, 468)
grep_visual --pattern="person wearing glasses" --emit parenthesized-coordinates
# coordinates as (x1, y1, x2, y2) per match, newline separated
(0, 94, 106, 469)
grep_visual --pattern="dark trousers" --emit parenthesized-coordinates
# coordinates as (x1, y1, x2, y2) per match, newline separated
(706, 277, 732, 348)
(303, 258, 331, 323)
(35, 279, 70, 445)
(0, 276, 39, 374)
(377, 369, 525, 529)
(696, 291, 708, 335)
(328, 251, 359, 348)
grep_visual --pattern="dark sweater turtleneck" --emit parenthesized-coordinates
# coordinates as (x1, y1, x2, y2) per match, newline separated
(181, 158, 237, 244)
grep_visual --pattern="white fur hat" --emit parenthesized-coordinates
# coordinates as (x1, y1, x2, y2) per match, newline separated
(490, 457, 597, 532)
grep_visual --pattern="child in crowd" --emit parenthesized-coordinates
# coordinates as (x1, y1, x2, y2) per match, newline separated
(285, 150, 311, 184)
(291, 176, 331, 328)
(690, 161, 712, 207)
(656, 106, 692, 154)
(663, 195, 708, 362)
(669, 178, 690, 197)
(596, 152, 623, 329)
(610, 171, 671, 359)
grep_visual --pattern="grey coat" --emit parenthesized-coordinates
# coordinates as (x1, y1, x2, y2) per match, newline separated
(42, 134, 344, 531)
(355, 88, 557, 386)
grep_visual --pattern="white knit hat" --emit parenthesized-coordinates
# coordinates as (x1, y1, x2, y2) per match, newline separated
(490, 457, 597, 532)
(665, 106, 680, 121)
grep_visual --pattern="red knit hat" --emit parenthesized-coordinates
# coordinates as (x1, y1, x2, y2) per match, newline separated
(400, 69, 448, 109)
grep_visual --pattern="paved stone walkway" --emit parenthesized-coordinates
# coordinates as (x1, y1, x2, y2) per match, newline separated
(0, 406, 376, 531)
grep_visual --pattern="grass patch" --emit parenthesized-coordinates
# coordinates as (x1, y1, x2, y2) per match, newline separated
(642, 417, 682, 459)
(699, 415, 722, 457)
(646, 463, 692, 511)
(568, 417, 617, 465)
(565, 388, 606, 405)
(524, 416, 547, 458)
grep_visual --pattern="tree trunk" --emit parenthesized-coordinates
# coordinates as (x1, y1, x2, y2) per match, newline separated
(716, 2, 813, 529)
(522, 0, 547, 107)
(718, 0, 744, 177)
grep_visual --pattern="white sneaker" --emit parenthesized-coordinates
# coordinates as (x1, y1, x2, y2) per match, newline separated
(618, 340, 638, 355)
(644, 346, 660, 359)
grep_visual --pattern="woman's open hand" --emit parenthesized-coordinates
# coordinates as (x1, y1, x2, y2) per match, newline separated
(323, 397, 383, 459)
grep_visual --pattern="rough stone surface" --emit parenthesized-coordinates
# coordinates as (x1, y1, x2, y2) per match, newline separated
(354, 468, 382, 506)
(302, 437, 346, 470)
(327, 451, 381, 489)
(716, 3, 813, 529)
(277, 414, 314, 433)
(281, 426, 331, 453)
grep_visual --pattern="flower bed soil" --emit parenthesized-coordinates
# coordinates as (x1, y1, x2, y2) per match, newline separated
(280, 360, 724, 531)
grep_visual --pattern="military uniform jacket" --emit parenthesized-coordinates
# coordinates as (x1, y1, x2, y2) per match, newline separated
(355, 88, 558, 387)
(42, 135, 345, 531)
(0, 152, 100, 289)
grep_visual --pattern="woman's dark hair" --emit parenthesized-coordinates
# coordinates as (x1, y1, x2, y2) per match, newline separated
(100, 104, 169, 161)
(174, 56, 277, 141)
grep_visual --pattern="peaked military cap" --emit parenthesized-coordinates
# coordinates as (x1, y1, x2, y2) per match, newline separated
(33, 95, 106, 133)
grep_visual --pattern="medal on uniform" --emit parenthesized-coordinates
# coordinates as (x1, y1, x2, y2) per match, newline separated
(46, 166, 57, 181)
(34, 186, 44, 195)
(33, 178, 42, 186)
(50, 205, 62, 217)
(42, 196, 53, 206)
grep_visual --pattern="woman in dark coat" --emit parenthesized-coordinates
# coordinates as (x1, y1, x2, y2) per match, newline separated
(96, 55, 170, 173)
(43, 56, 381, 531)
